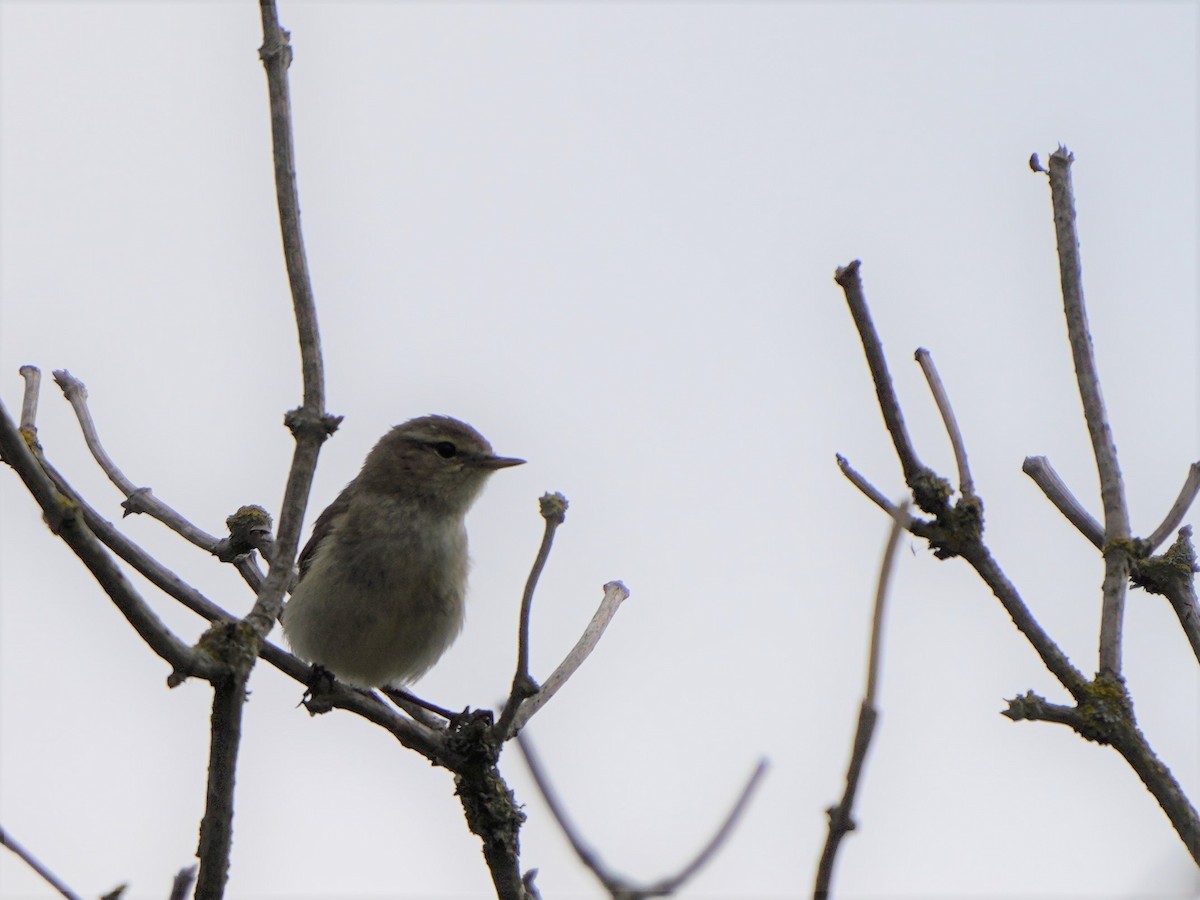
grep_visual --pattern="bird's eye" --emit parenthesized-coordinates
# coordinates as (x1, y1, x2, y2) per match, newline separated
(432, 441, 458, 459)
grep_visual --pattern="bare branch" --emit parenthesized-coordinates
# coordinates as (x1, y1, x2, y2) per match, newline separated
(0, 824, 84, 900)
(814, 502, 907, 899)
(243, 0, 341, 640)
(957, 539, 1090, 698)
(835, 454, 900, 517)
(643, 759, 768, 896)
(168, 865, 198, 900)
(257, 0, 325, 414)
(0, 400, 224, 683)
(1146, 462, 1200, 552)
(195, 643, 254, 900)
(914, 348, 974, 498)
(496, 492, 568, 740)
(52, 370, 218, 538)
(1043, 147, 1132, 675)
(517, 735, 766, 898)
(18, 365, 40, 431)
(1022, 455, 1104, 549)
(835, 261, 948, 512)
(509, 581, 630, 736)
(1131, 527, 1200, 665)
(1005, 682, 1200, 864)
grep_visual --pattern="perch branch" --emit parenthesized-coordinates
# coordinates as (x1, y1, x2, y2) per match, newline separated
(509, 581, 630, 735)
(814, 502, 907, 899)
(496, 493, 568, 740)
(1044, 147, 1132, 676)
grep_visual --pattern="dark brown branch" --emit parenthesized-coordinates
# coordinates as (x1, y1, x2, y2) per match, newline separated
(1044, 147, 1132, 676)
(509, 581, 630, 735)
(814, 503, 907, 899)
(496, 493, 568, 740)
(1146, 462, 1200, 552)
(449, 714, 527, 900)
(915, 348, 974, 498)
(1022, 455, 1104, 549)
(194, 632, 256, 900)
(0, 824, 83, 900)
(168, 865, 198, 900)
(517, 735, 767, 898)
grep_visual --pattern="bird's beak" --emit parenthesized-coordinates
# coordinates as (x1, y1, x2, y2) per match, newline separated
(480, 455, 525, 470)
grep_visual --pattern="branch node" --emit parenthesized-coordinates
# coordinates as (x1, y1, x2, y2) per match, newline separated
(284, 407, 342, 440)
(538, 491, 568, 524)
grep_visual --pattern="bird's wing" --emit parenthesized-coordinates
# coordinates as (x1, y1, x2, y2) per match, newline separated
(296, 486, 353, 581)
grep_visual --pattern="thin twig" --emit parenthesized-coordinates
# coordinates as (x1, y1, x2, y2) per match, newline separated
(835, 454, 899, 517)
(243, 0, 339, 639)
(509, 581, 630, 736)
(1146, 462, 1200, 552)
(516, 735, 610, 886)
(0, 401, 224, 682)
(1044, 147, 1132, 676)
(914, 348, 974, 498)
(814, 502, 907, 899)
(0, 824, 84, 900)
(642, 759, 768, 896)
(18, 365, 40, 431)
(168, 865, 198, 900)
(834, 262, 926, 492)
(52, 370, 271, 590)
(52, 369, 223, 542)
(1022, 456, 1104, 549)
(257, 0, 325, 414)
(496, 493, 568, 740)
(517, 735, 767, 898)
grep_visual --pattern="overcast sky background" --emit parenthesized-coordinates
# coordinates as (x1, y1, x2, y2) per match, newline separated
(1, 2, 1197, 898)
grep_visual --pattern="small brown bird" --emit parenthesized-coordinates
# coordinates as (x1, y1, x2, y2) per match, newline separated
(282, 415, 524, 688)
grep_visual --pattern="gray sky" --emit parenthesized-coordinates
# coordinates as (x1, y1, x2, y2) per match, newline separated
(1, 2, 1197, 898)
